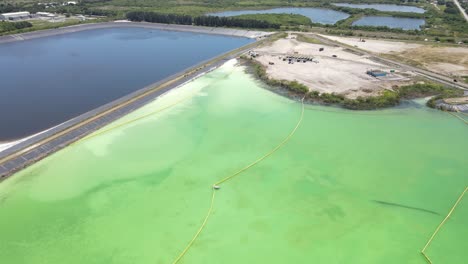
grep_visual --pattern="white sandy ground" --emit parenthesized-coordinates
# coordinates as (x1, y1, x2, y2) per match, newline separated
(318, 34, 468, 77)
(431, 63, 468, 76)
(253, 36, 414, 98)
(318, 34, 422, 53)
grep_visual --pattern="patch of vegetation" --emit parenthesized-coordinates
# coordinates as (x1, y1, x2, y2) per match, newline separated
(397, 83, 457, 99)
(126, 11, 280, 29)
(344, 91, 400, 110)
(295, 33, 324, 44)
(3, 0, 468, 42)
(0, 21, 32, 34)
(233, 13, 312, 26)
(267, 32, 288, 42)
(0, 18, 111, 36)
(306, 90, 399, 110)
(194, 15, 280, 29)
(397, 82, 463, 109)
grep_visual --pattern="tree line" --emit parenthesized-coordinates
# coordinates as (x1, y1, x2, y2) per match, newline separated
(126, 11, 280, 29)
(0, 21, 32, 34)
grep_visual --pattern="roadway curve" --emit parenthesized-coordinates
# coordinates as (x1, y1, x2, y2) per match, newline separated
(454, 0, 468, 22)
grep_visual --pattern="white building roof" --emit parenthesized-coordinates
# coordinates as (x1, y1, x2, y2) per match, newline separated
(1, 12, 31, 17)
(36, 12, 54, 16)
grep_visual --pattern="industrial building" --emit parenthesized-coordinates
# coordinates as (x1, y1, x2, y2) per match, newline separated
(366, 70, 387, 77)
(0, 12, 31, 21)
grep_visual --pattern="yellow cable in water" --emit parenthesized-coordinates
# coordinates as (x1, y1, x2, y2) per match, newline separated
(455, 108, 468, 118)
(421, 186, 468, 264)
(171, 190, 216, 264)
(215, 98, 305, 186)
(171, 98, 305, 264)
(447, 112, 468, 125)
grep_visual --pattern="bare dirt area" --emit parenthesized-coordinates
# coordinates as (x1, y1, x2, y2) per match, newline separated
(253, 35, 414, 99)
(396, 46, 468, 77)
(444, 97, 468, 104)
(318, 34, 421, 53)
(319, 34, 468, 78)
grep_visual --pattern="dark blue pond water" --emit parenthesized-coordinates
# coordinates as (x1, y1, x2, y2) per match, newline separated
(352, 16, 425, 30)
(334, 3, 425, 13)
(208, 8, 350, 24)
(0, 27, 253, 141)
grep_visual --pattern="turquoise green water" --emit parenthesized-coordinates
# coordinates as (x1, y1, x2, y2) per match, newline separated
(0, 61, 467, 264)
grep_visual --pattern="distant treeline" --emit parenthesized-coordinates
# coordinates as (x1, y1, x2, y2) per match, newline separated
(0, 21, 32, 34)
(126, 12, 192, 25)
(126, 11, 280, 29)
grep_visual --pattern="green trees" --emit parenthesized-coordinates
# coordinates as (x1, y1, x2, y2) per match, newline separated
(126, 12, 192, 25)
(194, 15, 279, 29)
(342, 91, 400, 110)
(126, 11, 280, 29)
(0, 21, 32, 34)
(444, 1, 460, 15)
(398, 83, 463, 109)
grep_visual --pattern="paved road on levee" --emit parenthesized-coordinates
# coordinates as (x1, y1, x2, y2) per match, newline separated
(454, 0, 468, 22)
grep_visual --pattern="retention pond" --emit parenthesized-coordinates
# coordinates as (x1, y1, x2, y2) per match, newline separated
(0, 27, 253, 142)
(0, 61, 467, 263)
(208, 8, 350, 25)
(334, 3, 425, 13)
(352, 16, 425, 30)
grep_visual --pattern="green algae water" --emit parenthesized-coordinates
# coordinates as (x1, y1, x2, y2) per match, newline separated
(0, 61, 467, 264)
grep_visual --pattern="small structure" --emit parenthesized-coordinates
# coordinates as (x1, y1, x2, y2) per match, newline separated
(367, 70, 387, 77)
(0, 11, 31, 21)
(76, 15, 86, 21)
(36, 12, 57, 18)
(248, 50, 258, 58)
